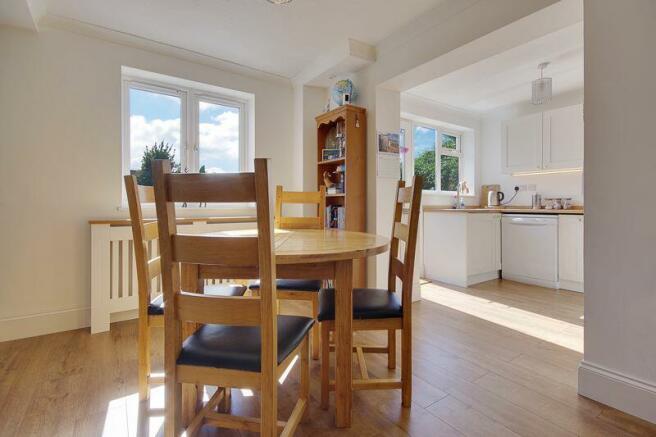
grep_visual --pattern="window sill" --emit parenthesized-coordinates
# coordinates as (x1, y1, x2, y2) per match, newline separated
(422, 191, 476, 197)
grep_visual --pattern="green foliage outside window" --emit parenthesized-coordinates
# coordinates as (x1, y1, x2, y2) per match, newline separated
(414, 150, 436, 190)
(136, 141, 180, 186)
(441, 155, 459, 192)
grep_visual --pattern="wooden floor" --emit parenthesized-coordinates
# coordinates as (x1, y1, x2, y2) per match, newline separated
(2, 279, 655, 436)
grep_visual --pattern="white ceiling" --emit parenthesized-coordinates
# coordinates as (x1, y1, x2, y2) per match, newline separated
(42, 0, 445, 79)
(405, 22, 584, 114)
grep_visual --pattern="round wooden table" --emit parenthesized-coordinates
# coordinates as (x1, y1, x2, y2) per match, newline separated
(182, 228, 389, 428)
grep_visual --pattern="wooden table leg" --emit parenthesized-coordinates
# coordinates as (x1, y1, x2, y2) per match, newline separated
(334, 260, 353, 428)
(180, 263, 201, 427)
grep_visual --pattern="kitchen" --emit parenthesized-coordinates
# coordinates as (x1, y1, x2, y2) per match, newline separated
(401, 21, 584, 295)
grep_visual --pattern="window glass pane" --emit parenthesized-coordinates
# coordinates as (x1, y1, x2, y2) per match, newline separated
(413, 126, 436, 190)
(129, 88, 181, 184)
(442, 133, 457, 150)
(441, 155, 459, 192)
(198, 101, 240, 173)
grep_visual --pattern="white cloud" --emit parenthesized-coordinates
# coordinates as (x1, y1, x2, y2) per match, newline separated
(129, 115, 181, 169)
(198, 111, 239, 172)
(129, 111, 240, 173)
(199, 101, 214, 112)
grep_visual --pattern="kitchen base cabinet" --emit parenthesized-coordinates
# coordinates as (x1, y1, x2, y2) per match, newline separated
(558, 215, 584, 292)
(423, 212, 501, 287)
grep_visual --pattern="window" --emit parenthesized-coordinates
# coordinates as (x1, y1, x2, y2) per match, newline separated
(411, 124, 463, 193)
(122, 71, 249, 189)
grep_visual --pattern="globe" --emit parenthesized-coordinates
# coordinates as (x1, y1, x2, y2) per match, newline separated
(331, 79, 356, 107)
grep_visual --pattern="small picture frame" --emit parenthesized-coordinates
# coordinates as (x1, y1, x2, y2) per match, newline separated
(322, 148, 341, 161)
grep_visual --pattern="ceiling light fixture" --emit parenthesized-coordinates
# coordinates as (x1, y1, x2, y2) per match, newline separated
(266, 0, 293, 4)
(531, 62, 552, 105)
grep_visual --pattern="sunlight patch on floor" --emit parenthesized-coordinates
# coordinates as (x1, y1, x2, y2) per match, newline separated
(421, 283, 583, 353)
(103, 385, 165, 437)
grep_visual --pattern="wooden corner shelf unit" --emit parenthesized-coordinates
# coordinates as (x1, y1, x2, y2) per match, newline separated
(315, 104, 367, 286)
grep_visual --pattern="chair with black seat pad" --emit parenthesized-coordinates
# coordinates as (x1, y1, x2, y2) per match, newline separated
(318, 177, 422, 409)
(124, 176, 247, 403)
(249, 185, 326, 360)
(152, 158, 312, 437)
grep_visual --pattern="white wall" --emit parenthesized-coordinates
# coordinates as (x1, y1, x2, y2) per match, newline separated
(480, 90, 584, 205)
(579, 0, 656, 424)
(0, 25, 294, 339)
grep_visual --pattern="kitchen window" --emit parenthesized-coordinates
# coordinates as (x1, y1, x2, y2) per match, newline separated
(411, 124, 463, 193)
(121, 71, 250, 189)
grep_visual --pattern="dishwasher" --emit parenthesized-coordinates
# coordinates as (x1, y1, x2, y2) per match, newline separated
(501, 214, 558, 288)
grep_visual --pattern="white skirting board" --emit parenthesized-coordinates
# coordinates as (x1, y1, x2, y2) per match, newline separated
(0, 308, 142, 342)
(0, 307, 90, 342)
(579, 360, 656, 424)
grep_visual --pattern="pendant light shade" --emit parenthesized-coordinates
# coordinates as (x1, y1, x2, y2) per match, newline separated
(531, 62, 552, 105)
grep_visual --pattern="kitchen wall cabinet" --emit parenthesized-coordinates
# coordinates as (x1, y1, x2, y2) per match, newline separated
(558, 215, 584, 292)
(543, 104, 584, 170)
(423, 212, 501, 287)
(501, 104, 583, 174)
(501, 113, 542, 173)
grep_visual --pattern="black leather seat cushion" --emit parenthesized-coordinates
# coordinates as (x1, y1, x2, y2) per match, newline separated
(249, 279, 322, 292)
(176, 315, 314, 372)
(317, 288, 403, 322)
(147, 284, 247, 316)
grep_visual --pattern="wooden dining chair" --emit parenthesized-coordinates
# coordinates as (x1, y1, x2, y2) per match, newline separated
(318, 177, 422, 409)
(124, 176, 248, 402)
(152, 159, 313, 437)
(249, 185, 326, 360)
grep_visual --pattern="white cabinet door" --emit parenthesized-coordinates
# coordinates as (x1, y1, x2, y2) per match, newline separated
(501, 112, 542, 174)
(423, 212, 468, 287)
(558, 215, 584, 291)
(467, 214, 501, 276)
(543, 104, 584, 170)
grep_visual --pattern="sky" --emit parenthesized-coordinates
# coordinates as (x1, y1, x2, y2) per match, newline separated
(129, 88, 239, 173)
(413, 125, 436, 157)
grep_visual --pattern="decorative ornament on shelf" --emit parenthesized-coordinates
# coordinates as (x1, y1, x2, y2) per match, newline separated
(331, 78, 357, 108)
(532, 62, 552, 105)
(323, 171, 335, 189)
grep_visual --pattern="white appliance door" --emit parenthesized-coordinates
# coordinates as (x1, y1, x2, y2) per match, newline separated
(502, 215, 558, 285)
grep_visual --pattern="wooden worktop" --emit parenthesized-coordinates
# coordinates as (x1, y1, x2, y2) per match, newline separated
(423, 205, 584, 215)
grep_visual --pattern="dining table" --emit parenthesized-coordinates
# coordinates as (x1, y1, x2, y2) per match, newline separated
(180, 228, 389, 428)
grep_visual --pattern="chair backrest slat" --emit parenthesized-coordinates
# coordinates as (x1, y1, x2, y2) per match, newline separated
(124, 175, 160, 314)
(393, 222, 409, 242)
(387, 177, 422, 306)
(166, 173, 256, 203)
(172, 234, 260, 266)
(199, 264, 259, 280)
(137, 184, 156, 203)
(176, 292, 261, 326)
(274, 185, 326, 230)
(147, 256, 161, 280)
(143, 221, 159, 241)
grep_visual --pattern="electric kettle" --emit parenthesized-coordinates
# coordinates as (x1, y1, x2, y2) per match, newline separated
(487, 190, 505, 207)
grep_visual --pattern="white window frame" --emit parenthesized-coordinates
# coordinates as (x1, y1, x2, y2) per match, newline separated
(121, 72, 251, 209)
(410, 122, 464, 194)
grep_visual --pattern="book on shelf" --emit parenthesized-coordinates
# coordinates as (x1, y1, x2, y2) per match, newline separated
(327, 187, 344, 195)
(325, 205, 346, 229)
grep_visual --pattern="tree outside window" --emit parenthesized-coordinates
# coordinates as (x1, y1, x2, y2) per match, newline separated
(412, 125, 462, 192)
